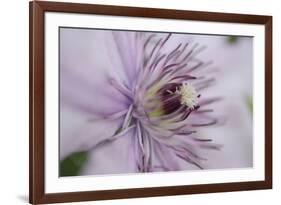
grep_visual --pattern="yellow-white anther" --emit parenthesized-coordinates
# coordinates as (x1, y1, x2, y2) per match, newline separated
(175, 83, 198, 109)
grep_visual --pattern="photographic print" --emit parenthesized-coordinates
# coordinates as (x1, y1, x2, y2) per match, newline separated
(30, 1, 272, 203)
(59, 28, 253, 177)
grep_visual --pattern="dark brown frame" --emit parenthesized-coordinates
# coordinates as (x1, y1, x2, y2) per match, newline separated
(29, 1, 272, 204)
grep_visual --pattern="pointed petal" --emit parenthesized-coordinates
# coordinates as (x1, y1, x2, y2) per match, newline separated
(80, 127, 138, 175)
(59, 105, 123, 160)
(151, 138, 181, 171)
(60, 28, 133, 116)
(112, 31, 143, 87)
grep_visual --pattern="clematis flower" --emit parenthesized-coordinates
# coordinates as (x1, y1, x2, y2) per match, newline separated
(60, 29, 225, 175)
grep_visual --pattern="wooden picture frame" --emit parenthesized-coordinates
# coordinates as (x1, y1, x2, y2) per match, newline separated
(29, 1, 272, 204)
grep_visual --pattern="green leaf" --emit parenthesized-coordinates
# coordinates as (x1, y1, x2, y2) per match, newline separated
(60, 151, 88, 176)
(227, 36, 238, 44)
(246, 96, 253, 115)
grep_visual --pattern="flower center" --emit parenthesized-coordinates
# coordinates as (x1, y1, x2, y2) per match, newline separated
(143, 82, 199, 117)
(175, 83, 198, 110)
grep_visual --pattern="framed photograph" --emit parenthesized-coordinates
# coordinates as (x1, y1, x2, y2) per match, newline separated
(29, 1, 272, 204)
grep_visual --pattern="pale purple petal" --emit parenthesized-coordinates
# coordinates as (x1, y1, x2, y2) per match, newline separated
(80, 128, 138, 175)
(112, 31, 143, 86)
(60, 28, 133, 116)
(60, 105, 123, 160)
(188, 36, 253, 168)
